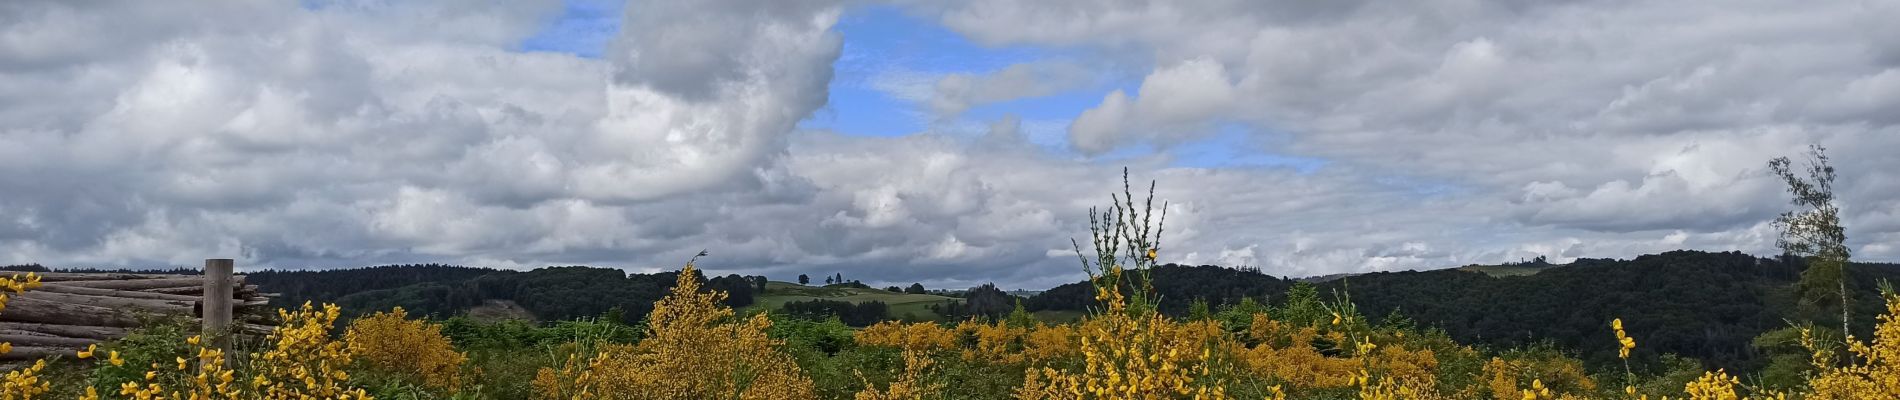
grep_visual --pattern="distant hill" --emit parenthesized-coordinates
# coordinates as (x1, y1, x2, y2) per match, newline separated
(244, 265, 764, 326)
(1026, 264, 1297, 316)
(752, 281, 958, 321)
(1025, 250, 1900, 373)
(1292, 272, 1359, 283)
(1453, 256, 1566, 277)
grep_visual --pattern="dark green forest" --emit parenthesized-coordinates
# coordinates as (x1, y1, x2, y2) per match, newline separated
(243, 265, 767, 325)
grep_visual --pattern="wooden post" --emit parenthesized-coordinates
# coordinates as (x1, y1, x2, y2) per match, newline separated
(202, 259, 233, 354)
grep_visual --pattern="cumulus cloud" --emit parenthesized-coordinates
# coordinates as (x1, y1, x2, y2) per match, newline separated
(0, 0, 846, 265)
(1070, 58, 1236, 154)
(913, 0, 1900, 238)
(928, 61, 1094, 118)
(3, 0, 1899, 291)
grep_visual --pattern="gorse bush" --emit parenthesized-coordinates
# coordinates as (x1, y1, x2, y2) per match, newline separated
(0, 272, 47, 399)
(344, 308, 467, 391)
(60, 302, 370, 400)
(531, 255, 816, 399)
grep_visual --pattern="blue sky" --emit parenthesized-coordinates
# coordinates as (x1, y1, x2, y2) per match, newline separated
(803, 5, 1102, 136)
(513, 2, 1330, 172)
(518, 0, 624, 58)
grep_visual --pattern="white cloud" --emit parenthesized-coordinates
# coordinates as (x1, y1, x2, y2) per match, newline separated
(928, 61, 1094, 118)
(914, 0, 1900, 241)
(1070, 58, 1235, 154)
(3, 0, 1899, 291)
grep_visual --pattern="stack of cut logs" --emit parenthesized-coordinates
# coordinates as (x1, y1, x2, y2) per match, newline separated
(0, 272, 279, 360)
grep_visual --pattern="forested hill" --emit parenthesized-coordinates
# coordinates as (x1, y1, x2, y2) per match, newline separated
(244, 265, 768, 326)
(1025, 264, 1298, 315)
(1026, 250, 1900, 373)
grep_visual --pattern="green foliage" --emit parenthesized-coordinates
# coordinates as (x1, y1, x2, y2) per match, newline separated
(780, 299, 889, 327)
(1750, 326, 1815, 390)
(430, 317, 639, 399)
(815, 347, 904, 400)
(1027, 264, 1294, 316)
(930, 283, 1019, 321)
(767, 314, 856, 355)
(1186, 298, 1212, 321)
(251, 264, 771, 326)
(1005, 301, 1036, 328)
(438, 316, 639, 350)
(1214, 296, 1270, 339)
(83, 318, 198, 396)
(1628, 355, 1707, 398)
(1277, 282, 1327, 327)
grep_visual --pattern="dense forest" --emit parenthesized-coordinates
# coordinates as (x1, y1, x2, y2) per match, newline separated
(246, 265, 769, 325)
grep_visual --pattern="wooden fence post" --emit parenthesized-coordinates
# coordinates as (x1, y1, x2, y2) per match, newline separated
(202, 259, 233, 354)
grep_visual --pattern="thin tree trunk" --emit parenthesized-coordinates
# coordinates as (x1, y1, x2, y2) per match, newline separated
(1841, 277, 1851, 339)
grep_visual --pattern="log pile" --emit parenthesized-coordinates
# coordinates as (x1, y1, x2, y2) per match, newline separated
(0, 272, 279, 360)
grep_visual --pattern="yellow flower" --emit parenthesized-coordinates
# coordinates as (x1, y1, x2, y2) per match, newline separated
(344, 307, 468, 390)
(533, 262, 814, 399)
(77, 344, 97, 359)
(108, 350, 124, 366)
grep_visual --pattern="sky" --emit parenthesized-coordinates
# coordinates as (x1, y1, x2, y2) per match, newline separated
(2, 0, 1898, 290)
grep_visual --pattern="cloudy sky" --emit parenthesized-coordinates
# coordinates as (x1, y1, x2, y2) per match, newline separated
(2, 0, 1897, 289)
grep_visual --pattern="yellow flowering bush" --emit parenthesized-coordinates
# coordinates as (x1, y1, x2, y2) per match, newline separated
(856, 321, 959, 353)
(1015, 304, 1236, 399)
(0, 272, 42, 313)
(955, 320, 1032, 365)
(1, 359, 49, 400)
(80, 336, 242, 400)
(1681, 370, 1741, 400)
(1802, 292, 1900, 399)
(1237, 325, 1361, 389)
(65, 302, 369, 400)
(1022, 323, 1080, 365)
(0, 272, 45, 399)
(1012, 175, 1241, 400)
(1482, 355, 1595, 400)
(1014, 267, 1238, 400)
(854, 350, 943, 400)
(533, 261, 815, 400)
(249, 302, 371, 400)
(343, 307, 467, 390)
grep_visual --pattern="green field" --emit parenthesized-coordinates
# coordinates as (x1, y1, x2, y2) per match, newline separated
(1455, 264, 1551, 277)
(752, 281, 960, 322)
